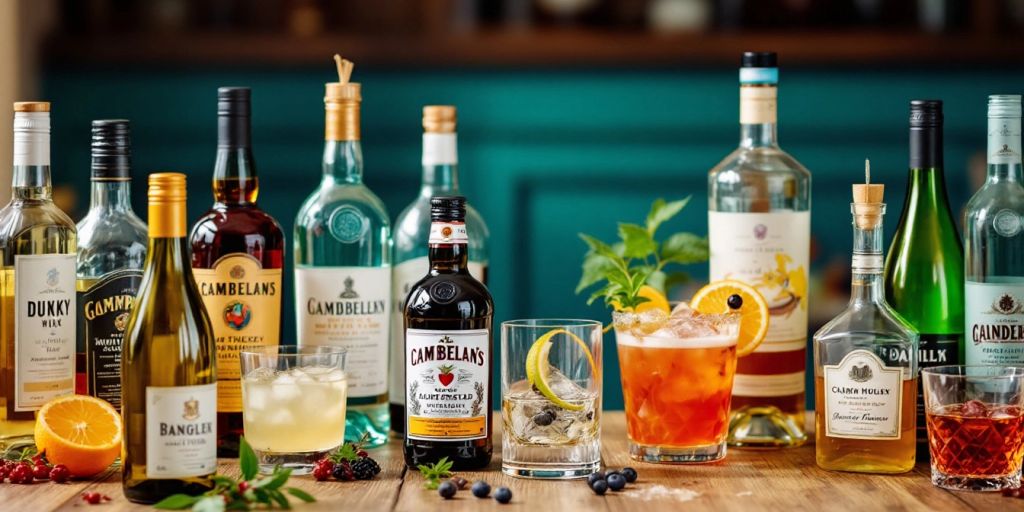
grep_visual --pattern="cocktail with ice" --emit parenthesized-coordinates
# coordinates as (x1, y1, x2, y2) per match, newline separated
(240, 346, 348, 474)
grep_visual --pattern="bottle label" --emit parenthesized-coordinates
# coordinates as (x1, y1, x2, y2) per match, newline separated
(428, 221, 468, 245)
(823, 349, 904, 440)
(709, 211, 809, 353)
(389, 257, 485, 407)
(296, 266, 390, 398)
(193, 254, 281, 413)
(739, 86, 777, 125)
(422, 133, 458, 166)
(13, 254, 76, 412)
(77, 269, 143, 410)
(405, 328, 489, 441)
(988, 117, 1022, 165)
(965, 281, 1024, 365)
(145, 383, 217, 479)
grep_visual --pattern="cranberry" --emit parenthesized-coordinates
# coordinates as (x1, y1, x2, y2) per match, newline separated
(357, 450, 369, 458)
(32, 463, 50, 480)
(50, 464, 71, 483)
(238, 480, 250, 492)
(312, 459, 335, 481)
(9, 464, 33, 484)
(82, 492, 102, 505)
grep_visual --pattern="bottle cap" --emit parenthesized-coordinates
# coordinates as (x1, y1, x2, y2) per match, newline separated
(14, 101, 49, 112)
(909, 100, 942, 127)
(740, 52, 778, 85)
(325, 55, 360, 141)
(218, 86, 251, 148)
(988, 95, 1022, 118)
(91, 119, 131, 180)
(148, 172, 188, 238)
(741, 51, 777, 68)
(423, 106, 456, 134)
(431, 196, 466, 222)
(852, 159, 885, 229)
(217, 87, 250, 117)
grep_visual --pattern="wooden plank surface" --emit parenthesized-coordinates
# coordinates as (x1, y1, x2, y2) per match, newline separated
(0, 412, 1010, 511)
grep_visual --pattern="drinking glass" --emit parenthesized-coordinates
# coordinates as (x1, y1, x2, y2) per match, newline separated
(240, 345, 348, 474)
(922, 365, 1024, 491)
(613, 307, 740, 463)
(501, 319, 602, 479)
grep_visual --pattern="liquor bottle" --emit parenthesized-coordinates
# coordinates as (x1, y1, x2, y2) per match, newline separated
(76, 120, 147, 410)
(190, 87, 284, 457)
(882, 100, 963, 458)
(814, 161, 918, 474)
(122, 172, 216, 503)
(389, 105, 490, 436)
(295, 56, 391, 447)
(0, 102, 77, 440)
(708, 52, 810, 447)
(403, 196, 493, 469)
(964, 95, 1024, 365)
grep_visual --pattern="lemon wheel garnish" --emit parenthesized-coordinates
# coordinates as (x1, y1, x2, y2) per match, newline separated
(525, 328, 599, 411)
(690, 280, 770, 357)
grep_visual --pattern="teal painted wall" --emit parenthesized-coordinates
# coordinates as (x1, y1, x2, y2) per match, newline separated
(41, 66, 1018, 410)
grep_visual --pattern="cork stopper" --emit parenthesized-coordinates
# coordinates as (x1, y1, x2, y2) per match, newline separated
(423, 105, 456, 133)
(852, 159, 884, 229)
(325, 55, 361, 103)
(324, 55, 360, 141)
(13, 101, 49, 112)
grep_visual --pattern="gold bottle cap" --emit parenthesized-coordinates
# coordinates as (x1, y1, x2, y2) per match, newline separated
(852, 159, 885, 229)
(148, 172, 188, 238)
(13, 101, 50, 113)
(423, 105, 456, 133)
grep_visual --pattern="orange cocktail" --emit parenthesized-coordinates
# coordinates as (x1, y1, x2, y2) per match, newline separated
(614, 309, 740, 463)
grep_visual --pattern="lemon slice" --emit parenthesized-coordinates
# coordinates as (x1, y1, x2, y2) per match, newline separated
(611, 285, 670, 314)
(525, 328, 599, 411)
(690, 280, 770, 357)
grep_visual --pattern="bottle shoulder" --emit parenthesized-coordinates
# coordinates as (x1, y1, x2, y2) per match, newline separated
(965, 181, 1024, 221)
(405, 272, 494, 320)
(296, 184, 391, 228)
(190, 205, 285, 245)
(709, 146, 812, 180)
(815, 301, 919, 345)
(0, 200, 77, 246)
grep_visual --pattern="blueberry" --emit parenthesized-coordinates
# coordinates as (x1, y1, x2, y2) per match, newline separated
(587, 472, 605, 488)
(532, 411, 554, 426)
(471, 480, 491, 498)
(606, 473, 626, 491)
(727, 294, 744, 310)
(438, 481, 457, 499)
(494, 487, 513, 504)
(605, 470, 622, 479)
(591, 479, 608, 495)
(622, 467, 638, 483)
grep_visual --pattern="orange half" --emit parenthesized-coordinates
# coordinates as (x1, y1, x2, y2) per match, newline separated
(690, 280, 770, 357)
(35, 395, 122, 477)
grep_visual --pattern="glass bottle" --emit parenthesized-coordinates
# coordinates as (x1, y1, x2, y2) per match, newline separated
(0, 102, 77, 442)
(389, 105, 489, 435)
(190, 87, 285, 457)
(964, 95, 1024, 366)
(294, 57, 391, 447)
(814, 162, 918, 474)
(708, 52, 810, 447)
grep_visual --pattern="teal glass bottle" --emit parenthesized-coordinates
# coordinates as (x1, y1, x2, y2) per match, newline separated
(883, 100, 964, 459)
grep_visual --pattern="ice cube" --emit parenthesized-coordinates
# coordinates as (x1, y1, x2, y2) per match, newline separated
(290, 367, 316, 384)
(271, 373, 302, 401)
(243, 384, 270, 411)
(671, 301, 696, 317)
(266, 407, 295, 426)
(961, 399, 989, 418)
(543, 368, 590, 401)
(245, 366, 277, 383)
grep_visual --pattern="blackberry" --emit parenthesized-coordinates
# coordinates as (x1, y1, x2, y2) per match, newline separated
(331, 461, 355, 481)
(352, 458, 378, 480)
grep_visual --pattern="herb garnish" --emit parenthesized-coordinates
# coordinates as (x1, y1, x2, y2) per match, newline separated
(417, 457, 453, 490)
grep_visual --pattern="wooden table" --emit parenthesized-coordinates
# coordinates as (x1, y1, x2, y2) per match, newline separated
(1, 412, 1011, 511)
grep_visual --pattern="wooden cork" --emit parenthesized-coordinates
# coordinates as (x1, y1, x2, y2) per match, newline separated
(853, 159, 884, 229)
(325, 55, 360, 141)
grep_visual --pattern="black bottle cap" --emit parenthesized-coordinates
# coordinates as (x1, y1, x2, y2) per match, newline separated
(91, 119, 131, 180)
(218, 86, 251, 148)
(431, 196, 466, 222)
(910, 100, 943, 127)
(741, 52, 777, 68)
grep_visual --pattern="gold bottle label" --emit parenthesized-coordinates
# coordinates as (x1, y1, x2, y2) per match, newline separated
(193, 254, 281, 412)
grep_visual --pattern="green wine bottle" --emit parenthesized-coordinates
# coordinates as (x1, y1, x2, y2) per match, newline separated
(883, 100, 964, 459)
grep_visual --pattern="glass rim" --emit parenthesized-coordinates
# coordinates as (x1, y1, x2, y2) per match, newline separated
(239, 345, 348, 357)
(920, 365, 1024, 377)
(502, 319, 604, 328)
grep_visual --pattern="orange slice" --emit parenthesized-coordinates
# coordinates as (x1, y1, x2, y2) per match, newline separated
(612, 285, 671, 314)
(690, 280, 770, 357)
(35, 395, 122, 477)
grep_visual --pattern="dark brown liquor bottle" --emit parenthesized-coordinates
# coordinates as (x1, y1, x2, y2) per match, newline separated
(189, 87, 285, 458)
(404, 196, 493, 469)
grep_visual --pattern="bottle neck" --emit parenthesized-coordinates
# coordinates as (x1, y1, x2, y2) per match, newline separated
(421, 133, 460, 197)
(89, 180, 134, 212)
(850, 207, 886, 306)
(987, 116, 1024, 183)
(213, 147, 258, 205)
(909, 124, 943, 169)
(428, 220, 469, 272)
(740, 123, 778, 148)
(739, 84, 778, 148)
(145, 237, 193, 282)
(12, 111, 51, 201)
(323, 140, 364, 185)
(11, 165, 52, 201)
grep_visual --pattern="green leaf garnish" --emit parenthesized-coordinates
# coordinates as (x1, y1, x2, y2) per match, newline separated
(577, 196, 708, 310)
(417, 456, 454, 490)
(154, 436, 315, 511)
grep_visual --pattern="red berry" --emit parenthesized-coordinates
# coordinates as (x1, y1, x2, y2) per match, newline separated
(49, 464, 71, 484)
(82, 492, 102, 505)
(312, 459, 334, 481)
(10, 464, 33, 484)
(238, 480, 250, 492)
(32, 464, 50, 480)
(357, 450, 369, 458)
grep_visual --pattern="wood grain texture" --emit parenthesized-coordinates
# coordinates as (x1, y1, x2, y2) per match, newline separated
(0, 412, 1011, 511)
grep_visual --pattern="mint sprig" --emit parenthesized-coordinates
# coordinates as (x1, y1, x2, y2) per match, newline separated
(154, 437, 315, 511)
(417, 456, 453, 490)
(577, 197, 708, 310)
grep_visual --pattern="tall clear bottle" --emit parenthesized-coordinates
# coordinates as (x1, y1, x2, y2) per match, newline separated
(883, 100, 963, 458)
(295, 56, 391, 447)
(76, 120, 147, 410)
(964, 95, 1024, 365)
(0, 102, 77, 442)
(389, 106, 489, 435)
(122, 173, 216, 503)
(190, 87, 285, 457)
(814, 162, 918, 474)
(708, 52, 810, 448)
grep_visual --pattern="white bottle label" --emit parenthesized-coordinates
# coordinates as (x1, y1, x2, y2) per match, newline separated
(428, 221, 468, 244)
(422, 133, 458, 166)
(14, 254, 76, 411)
(296, 266, 391, 398)
(145, 383, 217, 479)
(965, 281, 1024, 365)
(988, 117, 1022, 166)
(709, 211, 809, 353)
(823, 350, 904, 440)
(389, 257, 485, 406)
(405, 328, 489, 441)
